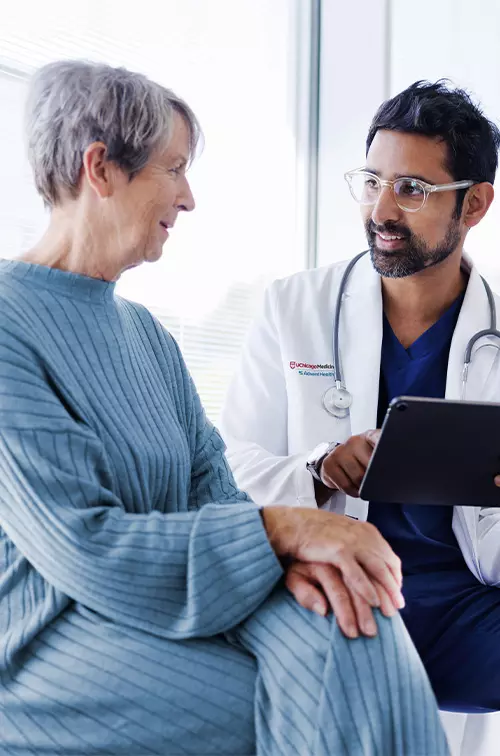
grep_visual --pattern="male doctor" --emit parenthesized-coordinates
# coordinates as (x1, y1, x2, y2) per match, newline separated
(220, 81, 500, 714)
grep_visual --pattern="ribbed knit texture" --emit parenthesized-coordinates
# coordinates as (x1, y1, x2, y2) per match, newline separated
(0, 261, 449, 756)
(0, 260, 282, 753)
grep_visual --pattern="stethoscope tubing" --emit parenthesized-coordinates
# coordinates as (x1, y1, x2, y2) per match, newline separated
(325, 251, 498, 417)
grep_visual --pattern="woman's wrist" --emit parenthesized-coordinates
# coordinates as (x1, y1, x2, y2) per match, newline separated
(260, 506, 300, 562)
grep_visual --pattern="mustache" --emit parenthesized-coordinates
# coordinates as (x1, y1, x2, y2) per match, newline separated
(367, 221, 411, 239)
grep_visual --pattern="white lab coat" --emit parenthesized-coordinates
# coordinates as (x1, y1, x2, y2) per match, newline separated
(221, 252, 500, 586)
(220, 252, 500, 756)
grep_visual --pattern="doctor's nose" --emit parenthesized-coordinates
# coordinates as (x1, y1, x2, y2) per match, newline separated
(371, 185, 402, 227)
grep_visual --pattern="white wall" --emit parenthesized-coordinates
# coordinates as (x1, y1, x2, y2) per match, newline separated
(390, 0, 500, 289)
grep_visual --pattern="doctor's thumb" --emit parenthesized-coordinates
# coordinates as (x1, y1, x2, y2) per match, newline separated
(363, 429, 381, 449)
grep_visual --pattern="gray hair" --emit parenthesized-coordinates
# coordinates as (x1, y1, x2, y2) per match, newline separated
(25, 60, 201, 207)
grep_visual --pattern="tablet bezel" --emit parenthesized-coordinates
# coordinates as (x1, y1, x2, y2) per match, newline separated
(359, 396, 500, 507)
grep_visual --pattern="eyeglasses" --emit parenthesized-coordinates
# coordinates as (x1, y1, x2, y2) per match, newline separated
(344, 168, 475, 213)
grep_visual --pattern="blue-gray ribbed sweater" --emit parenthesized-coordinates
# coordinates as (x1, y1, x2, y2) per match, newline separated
(0, 259, 283, 754)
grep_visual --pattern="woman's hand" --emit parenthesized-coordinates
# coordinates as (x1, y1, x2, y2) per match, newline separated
(261, 506, 404, 624)
(285, 560, 398, 638)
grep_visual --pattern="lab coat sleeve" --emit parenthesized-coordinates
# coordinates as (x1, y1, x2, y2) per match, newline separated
(220, 281, 337, 510)
(471, 507, 500, 585)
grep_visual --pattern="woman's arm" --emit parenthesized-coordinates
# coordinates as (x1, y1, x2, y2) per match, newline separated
(0, 330, 283, 640)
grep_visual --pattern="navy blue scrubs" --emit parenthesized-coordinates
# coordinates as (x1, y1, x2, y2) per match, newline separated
(369, 295, 500, 712)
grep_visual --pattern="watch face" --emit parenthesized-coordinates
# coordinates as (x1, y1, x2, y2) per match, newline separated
(307, 441, 331, 466)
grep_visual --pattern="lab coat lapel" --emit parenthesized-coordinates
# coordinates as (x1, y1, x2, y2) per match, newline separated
(340, 255, 383, 436)
(340, 255, 383, 520)
(446, 258, 496, 401)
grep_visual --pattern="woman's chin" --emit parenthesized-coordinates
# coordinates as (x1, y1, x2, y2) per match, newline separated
(145, 245, 164, 263)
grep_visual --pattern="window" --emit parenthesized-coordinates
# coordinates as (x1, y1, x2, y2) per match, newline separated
(0, 70, 46, 257)
(0, 0, 315, 420)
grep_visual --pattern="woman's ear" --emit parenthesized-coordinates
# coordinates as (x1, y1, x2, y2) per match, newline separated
(81, 142, 116, 199)
(463, 182, 494, 229)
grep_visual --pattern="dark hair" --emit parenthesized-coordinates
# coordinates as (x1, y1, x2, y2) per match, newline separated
(366, 80, 500, 214)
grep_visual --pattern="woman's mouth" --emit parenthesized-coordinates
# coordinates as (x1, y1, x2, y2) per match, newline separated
(159, 221, 171, 239)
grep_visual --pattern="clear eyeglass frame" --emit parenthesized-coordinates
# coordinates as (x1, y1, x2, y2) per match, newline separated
(344, 168, 475, 213)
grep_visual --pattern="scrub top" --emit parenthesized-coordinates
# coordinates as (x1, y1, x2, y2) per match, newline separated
(368, 292, 466, 574)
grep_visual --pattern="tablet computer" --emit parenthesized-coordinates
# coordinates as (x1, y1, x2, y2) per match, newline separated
(359, 396, 500, 507)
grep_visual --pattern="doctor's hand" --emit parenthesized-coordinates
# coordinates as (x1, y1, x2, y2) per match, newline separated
(261, 506, 404, 626)
(320, 429, 381, 498)
(285, 560, 398, 639)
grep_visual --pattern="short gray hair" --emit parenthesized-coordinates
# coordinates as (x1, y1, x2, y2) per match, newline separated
(25, 60, 201, 207)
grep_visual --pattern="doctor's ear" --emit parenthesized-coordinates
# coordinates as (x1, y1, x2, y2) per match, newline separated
(462, 182, 494, 229)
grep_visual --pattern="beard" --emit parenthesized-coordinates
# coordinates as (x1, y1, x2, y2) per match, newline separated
(365, 217, 462, 279)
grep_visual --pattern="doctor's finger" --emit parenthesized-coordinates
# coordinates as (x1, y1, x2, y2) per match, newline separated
(362, 429, 381, 449)
(322, 466, 359, 497)
(357, 552, 405, 609)
(352, 439, 375, 468)
(337, 456, 366, 490)
(286, 564, 328, 618)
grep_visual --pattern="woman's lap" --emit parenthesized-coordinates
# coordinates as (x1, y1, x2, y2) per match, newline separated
(1, 605, 257, 755)
(2, 586, 449, 756)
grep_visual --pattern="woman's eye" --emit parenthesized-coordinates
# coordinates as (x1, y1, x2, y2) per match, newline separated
(168, 164, 185, 177)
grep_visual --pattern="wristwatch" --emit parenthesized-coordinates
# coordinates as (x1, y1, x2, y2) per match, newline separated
(306, 441, 340, 483)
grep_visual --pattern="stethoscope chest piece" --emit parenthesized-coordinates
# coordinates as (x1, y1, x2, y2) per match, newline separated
(322, 385, 353, 419)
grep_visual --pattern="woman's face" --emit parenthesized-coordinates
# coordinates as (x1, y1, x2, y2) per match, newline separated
(102, 112, 195, 275)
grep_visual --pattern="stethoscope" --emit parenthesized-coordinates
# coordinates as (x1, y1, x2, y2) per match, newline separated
(323, 250, 500, 418)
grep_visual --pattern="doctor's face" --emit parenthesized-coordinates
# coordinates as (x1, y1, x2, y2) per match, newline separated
(362, 130, 464, 278)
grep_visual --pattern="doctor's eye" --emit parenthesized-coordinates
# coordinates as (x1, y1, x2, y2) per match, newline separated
(396, 179, 425, 198)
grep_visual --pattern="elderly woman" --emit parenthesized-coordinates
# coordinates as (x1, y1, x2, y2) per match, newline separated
(0, 60, 449, 756)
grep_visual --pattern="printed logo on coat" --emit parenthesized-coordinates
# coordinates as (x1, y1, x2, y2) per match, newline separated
(289, 360, 335, 377)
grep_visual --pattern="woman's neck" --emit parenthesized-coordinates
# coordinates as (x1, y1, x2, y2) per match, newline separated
(20, 211, 123, 282)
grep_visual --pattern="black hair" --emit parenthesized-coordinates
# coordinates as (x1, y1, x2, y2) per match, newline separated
(366, 80, 500, 215)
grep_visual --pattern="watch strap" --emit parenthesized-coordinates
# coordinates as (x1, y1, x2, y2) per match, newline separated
(306, 441, 340, 483)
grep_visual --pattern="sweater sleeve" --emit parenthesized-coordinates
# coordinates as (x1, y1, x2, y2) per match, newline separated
(166, 333, 262, 512)
(0, 328, 282, 640)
